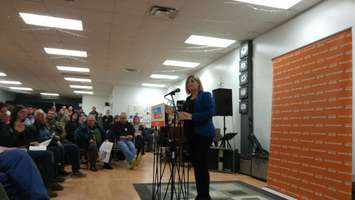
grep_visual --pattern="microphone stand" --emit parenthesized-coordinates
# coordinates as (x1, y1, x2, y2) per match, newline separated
(152, 92, 189, 200)
(169, 92, 177, 200)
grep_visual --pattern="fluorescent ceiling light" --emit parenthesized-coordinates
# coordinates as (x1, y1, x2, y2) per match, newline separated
(19, 12, 83, 31)
(9, 87, 33, 91)
(70, 85, 93, 89)
(57, 66, 90, 73)
(0, 72, 7, 77)
(141, 83, 166, 88)
(150, 74, 179, 80)
(44, 48, 87, 57)
(64, 77, 92, 82)
(74, 90, 94, 95)
(185, 35, 236, 48)
(163, 60, 200, 68)
(233, 0, 302, 9)
(40, 92, 59, 96)
(0, 80, 22, 85)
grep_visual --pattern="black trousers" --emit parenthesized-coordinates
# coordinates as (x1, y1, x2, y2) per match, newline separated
(62, 143, 81, 172)
(87, 143, 98, 168)
(135, 135, 145, 156)
(48, 143, 81, 173)
(188, 134, 213, 200)
(27, 150, 55, 188)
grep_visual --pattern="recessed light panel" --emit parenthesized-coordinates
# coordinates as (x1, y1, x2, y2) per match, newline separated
(57, 66, 90, 73)
(150, 74, 179, 80)
(64, 77, 92, 82)
(233, 0, 302, 9)
(19, 12, 83, 31)
(163, 60, 200, 68)
(141, 83, 166, 88)
(44, 48, 87, 57)
(185, 35, 236, 48)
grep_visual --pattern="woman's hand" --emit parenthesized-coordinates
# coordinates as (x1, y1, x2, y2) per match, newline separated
(30, 141, 40, 146)
(178, 112, 192, 120)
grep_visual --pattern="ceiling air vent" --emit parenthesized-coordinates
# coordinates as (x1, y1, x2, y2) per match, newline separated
(123, 68, 138, 73)
(148, 6, 178, 19)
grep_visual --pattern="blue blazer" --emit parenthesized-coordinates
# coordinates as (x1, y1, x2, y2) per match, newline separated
(190, 91, 215, 137)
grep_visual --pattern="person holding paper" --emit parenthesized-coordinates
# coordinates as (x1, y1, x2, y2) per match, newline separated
(0, 103, 60, 197)
(30, 109, 85, 178)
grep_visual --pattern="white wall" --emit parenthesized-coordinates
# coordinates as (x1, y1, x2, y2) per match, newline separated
(171, 49, 241, 149)
(169, 0, 355, 173)
(82, 95, 109, 114)
(111, 85, 167, 116)
(0, 89, 15, 102)
(252, 0, 355, 173)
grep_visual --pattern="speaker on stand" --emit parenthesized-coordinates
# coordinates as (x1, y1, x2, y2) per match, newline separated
(212, 88, 234, 149)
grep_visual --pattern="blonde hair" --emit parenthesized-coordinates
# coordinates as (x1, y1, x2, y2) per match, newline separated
(34, 109, 46, 121)
(185, 75, 203, 94)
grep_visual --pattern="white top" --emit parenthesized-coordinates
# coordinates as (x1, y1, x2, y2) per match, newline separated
(134, 125, 141, 136)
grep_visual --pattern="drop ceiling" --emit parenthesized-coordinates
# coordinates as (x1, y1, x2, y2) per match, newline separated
(0, 0, 322, 97)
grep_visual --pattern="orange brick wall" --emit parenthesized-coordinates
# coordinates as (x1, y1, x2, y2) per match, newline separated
(268, 29, 352, 200)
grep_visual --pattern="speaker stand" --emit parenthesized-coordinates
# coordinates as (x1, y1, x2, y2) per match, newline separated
(219, 116, 228, 148)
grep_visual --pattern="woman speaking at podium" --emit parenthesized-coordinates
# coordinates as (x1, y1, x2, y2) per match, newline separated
(179, 75, 215, 200)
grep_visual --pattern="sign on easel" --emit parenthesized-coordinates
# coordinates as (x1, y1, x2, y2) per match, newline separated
(151, 103, 165, 127)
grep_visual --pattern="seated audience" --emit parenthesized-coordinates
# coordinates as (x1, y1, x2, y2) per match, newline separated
(68, 106, 73, 116)
(0, 147, 50, 200)
(47, 110, 66, 141)
(24, 106, 35, 126)
(79, 113, 87, 125)
(89, 106, 99, 119)
(102, 110, 113, 132)
(132, 116, 144, 160)
(109, 112, 138, 169)
(30, 109, 85, 178)
(97, 113, 104, 129)
(65, 111, 80, 144)
(1, 104, 59, 197)
(56, 108, 69, 129)
(75, 114, 108, 171)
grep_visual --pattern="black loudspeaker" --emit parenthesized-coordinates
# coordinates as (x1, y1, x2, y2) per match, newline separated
(239, 100, 248, 114)
(213, 88, 233, 116)
(208, 147, 239, 173)
(105, 102, 110, 106)
(240, 41, 252, 59)
(239, 87, 248, 99)
(223, 149, 240, 173)
(239, 58, 249, 72)
(239, 72, 248, 86)
(239, 155, 252, 175)
(251, 156, 268, 181)
(207, 148, 219, 171)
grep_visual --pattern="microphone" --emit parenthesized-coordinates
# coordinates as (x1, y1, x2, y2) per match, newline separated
(164, 88, 180, 97)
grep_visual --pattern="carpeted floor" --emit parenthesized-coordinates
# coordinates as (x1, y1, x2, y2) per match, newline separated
(134, 181, 286, 200)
